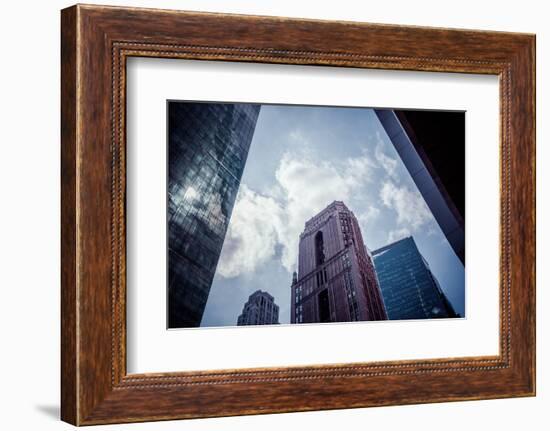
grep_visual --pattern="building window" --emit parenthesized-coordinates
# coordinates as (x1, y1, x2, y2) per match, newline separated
(315, 231, 325, 266)
(318, 289, 330, 323)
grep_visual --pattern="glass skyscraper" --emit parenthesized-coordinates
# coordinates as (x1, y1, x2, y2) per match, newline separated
(237, 290, 280, 326)
(168, 102, 261, 328)
(372, 236, 459, 320)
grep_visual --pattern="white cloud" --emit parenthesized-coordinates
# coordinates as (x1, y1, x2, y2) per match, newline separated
(217, 151, 378, 278)
(357, 205, 381, 225)
(343, 153, 377, 189)
(426, 225, 439, 237)
(216, 185, 284, 278)
(374, 141, 399, 180)
(380, 180, 431, 230)
(275, 154, 351, 270)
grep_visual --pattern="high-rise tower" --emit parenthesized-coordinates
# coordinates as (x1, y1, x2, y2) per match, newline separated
(372, 236, 459, 320)
(237, 290, 280, 326)
(291, 201, 387, 324)
(168, 102, 261, 328)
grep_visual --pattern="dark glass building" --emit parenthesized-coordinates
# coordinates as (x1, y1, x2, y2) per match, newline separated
(374, 109, 465, 264)
(291, 201, 387, 324)
(237, 290, 280, 326)
(168, 102, 261, 328)
(372, 236, 459, 320)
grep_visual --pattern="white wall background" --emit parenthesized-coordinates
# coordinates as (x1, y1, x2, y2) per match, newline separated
(0, 0, 546, 429)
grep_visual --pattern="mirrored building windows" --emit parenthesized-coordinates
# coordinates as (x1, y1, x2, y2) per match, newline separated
(168, 102, 261, 328)
(372, 236, 459, 320)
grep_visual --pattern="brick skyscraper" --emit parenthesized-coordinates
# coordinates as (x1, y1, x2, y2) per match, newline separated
(237, 290, 280, 326)
(291, 201, 387, 323)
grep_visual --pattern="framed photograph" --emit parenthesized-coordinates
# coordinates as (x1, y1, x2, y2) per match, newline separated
(61, 4, 535, 425)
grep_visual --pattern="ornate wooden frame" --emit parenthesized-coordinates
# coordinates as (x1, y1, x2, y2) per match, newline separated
(61, 4, 536, 425)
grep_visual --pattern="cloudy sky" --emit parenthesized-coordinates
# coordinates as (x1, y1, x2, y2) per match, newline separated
(201, 104, 465, 327)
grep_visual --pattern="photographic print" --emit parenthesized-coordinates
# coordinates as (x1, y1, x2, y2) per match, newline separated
(167, 101, 465, 329)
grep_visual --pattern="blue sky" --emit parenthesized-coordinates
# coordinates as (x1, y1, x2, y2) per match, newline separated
(201, 104, 465, 326)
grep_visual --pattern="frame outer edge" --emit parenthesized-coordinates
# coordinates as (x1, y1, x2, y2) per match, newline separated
(522, 34, 536, 395)
(526, 35, 536, 396)
(61, 4, 80, 426)
(504, 34, 536, 396)
(531, 34, 536, 396)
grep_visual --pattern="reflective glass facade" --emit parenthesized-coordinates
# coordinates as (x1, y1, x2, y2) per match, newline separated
(237, 290, 280, 326)
(372, 236, 459, 320)
(168, 102, 261, 328)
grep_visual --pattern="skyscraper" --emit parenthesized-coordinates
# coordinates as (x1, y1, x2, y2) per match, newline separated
(168, 102, 261, 328)
(291, 201, 387, 324)
(237, 290, 280, 326)
(372, 236, 459, 320)
(374, 109, 465, 264)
